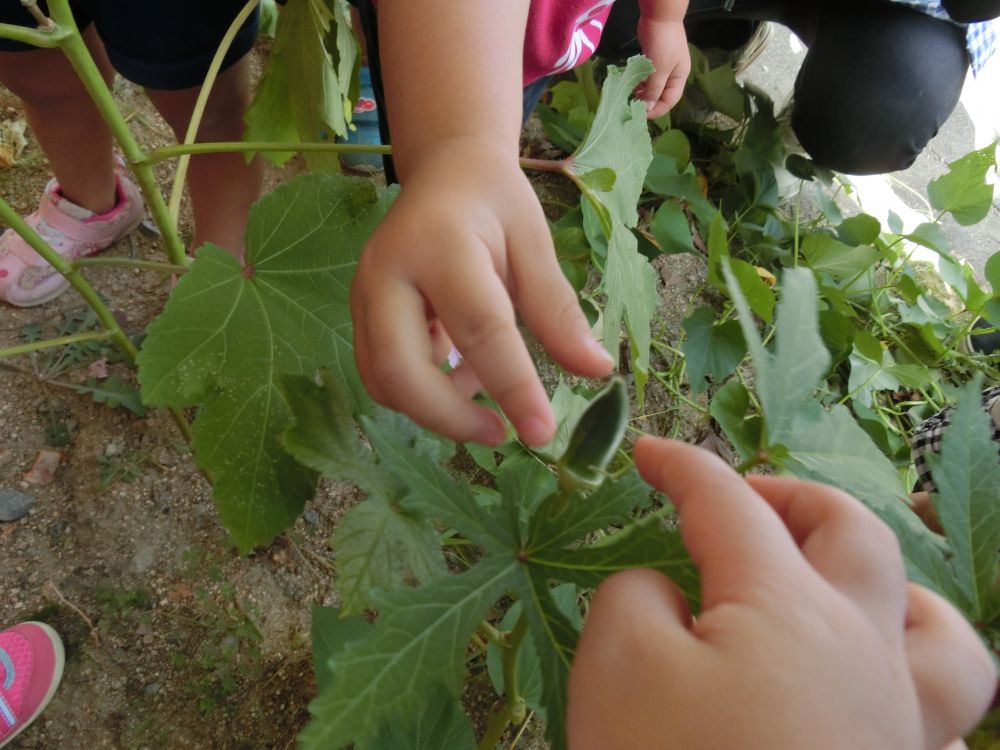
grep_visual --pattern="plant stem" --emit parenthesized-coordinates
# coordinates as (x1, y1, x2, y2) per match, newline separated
(476, 613, 529, 750)
(478, 705, 514, 750)
(0, 195, 137, 359)
(519, 156, 570, 174)
(0, 330, 112, 360)
(143, 140, 393, 165)
(73, 257, 188, 275)
(168, 0, 259, 227)
(47, 0, 186, 266)
(0, 21, 68, 47)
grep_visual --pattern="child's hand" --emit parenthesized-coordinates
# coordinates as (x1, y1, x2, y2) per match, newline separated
(636, 17, 690, 118)
(350, 138, 615, 446)
(567, 437, 995, 750)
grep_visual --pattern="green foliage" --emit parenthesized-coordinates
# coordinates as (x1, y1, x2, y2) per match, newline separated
(138, 174, 392, 551)
(722, 262, 962, 598)
(71, 375, 147, 416)
(925, 377, 1000, 621)
(927, 141, 998, 226)
(298, 373, 695, 749)
(567, 56, 654, 233)
(681, 307, 746, 394)
(243, 0, 359, 168)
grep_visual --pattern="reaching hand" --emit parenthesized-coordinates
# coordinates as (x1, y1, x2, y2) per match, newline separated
(636, 18, 691, 118)
(350, 138, 615, 446)
(567, 437, 995, 750)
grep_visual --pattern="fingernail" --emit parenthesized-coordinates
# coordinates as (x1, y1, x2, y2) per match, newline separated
(645, 100, 656, 113)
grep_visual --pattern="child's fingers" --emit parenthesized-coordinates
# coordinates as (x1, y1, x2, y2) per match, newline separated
(746, 475, 907, 642)
(568, 568, 697, 748)
(421, 238, 556, 446)
(634, 437, 803, 608)
(507, 203, 614, 381)
(904, 584, 996, 749)
(352, 267, 507, 445)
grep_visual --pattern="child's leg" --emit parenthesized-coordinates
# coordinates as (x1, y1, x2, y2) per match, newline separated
(0, 25, 117, 213)
(144, 55, 262, 258)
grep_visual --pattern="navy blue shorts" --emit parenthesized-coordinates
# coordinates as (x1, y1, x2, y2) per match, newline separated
(0, 1, 259, 91)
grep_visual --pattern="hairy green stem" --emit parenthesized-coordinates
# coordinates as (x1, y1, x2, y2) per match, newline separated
(168, 0, 260, 227)
(46, 0, 186, 265)
(144, 140, 393, 165)
(0, 330, 112, 360)
(73, 257, 189, 275)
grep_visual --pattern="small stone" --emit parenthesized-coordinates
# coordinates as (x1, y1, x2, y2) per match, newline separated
(104, 442, 123, 457)
(130, 544, 157, 574)
(23, 450, 61, 486)
(143, 682, 161, 696)
(0, 488, 37, 521)
(302, 510, 319, 526)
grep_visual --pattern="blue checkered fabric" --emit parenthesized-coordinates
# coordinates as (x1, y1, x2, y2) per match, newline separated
(888, 0, 999, 73)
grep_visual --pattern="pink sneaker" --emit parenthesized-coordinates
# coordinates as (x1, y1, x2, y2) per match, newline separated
(0, 622, 65, 748)
(0, 172, 144, 307)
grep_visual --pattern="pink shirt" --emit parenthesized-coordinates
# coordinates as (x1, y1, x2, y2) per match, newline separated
(523, 0, 616, 84)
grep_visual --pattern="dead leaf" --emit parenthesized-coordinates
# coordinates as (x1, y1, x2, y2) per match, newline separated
(24, 450, 61, 486)
(755, 266, 777, 287)
(88, 358, 109, 379)
(0, 119, 27, 169)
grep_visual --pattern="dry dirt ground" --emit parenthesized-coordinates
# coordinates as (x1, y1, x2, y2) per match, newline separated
(0, 54, 710, 750)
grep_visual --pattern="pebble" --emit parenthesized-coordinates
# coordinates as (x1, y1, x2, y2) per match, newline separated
(302, 510, 319, 526)
(0, 488, 36, 521)
(143, 682, 161, 696)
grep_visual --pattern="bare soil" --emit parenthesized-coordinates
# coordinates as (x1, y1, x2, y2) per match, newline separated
(0, 55, 710, 750)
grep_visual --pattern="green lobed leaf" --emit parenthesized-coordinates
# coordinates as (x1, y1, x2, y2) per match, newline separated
(332, 494, 447, 614)
(279, 371, 385, 493)
(927, 141, 998, 226)
(496, 451, 557, 543)
(601, 220, 658, 377)
(514, 567, 580, 750)
(243, 0, 359, 168)
(301, 555, 518, 750)
(138, 174, 391, 551)
(729, 258, 775, 324)
(362, 414, 514, 552)
(709, 380, 761, 461)
(723, 262, 960, 598)
(369, 686, 476, 750)
(72, 376, 147, 417)
(801, 233, 880, 279)
(836, 214, 881, 246)
(694, 64, 746, 120)
(653, 129, 691, 171)
(925, 377, 1000, 620)
(311, 605, 370, 694)
(682, 307, 747, 394)
(525, 470, 651, 553)
(724, 264, 830, 439)
(526, 516, 699, 599)
(568, 56, 655, 231)
(650, 200, 694, 254)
